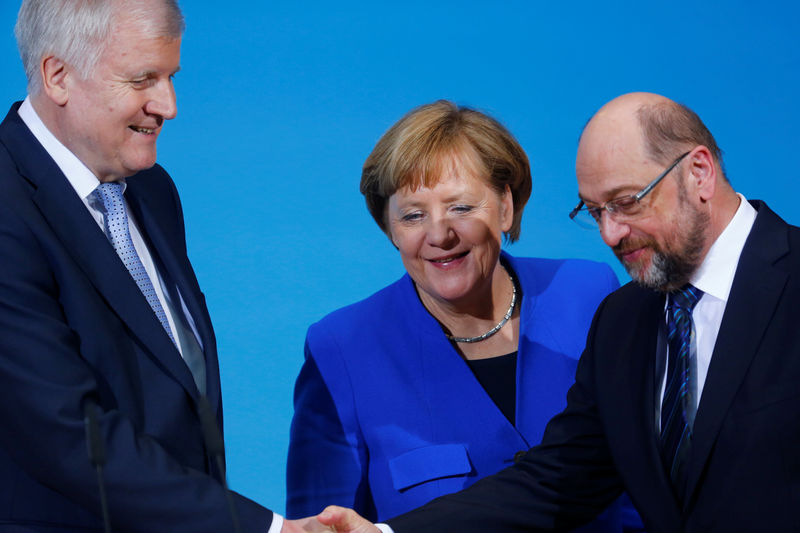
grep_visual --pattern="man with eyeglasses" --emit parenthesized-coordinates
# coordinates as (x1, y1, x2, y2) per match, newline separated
(305, 92, 800, 533)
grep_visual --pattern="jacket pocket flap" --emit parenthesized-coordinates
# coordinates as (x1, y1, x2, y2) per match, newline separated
(388, 443, 471, 491)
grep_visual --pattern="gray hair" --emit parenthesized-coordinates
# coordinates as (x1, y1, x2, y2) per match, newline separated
(636, 100, 727, 181)
(15, 0, 185, 95)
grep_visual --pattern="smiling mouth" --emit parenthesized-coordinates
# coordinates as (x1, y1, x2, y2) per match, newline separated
(130, 126, 156, 135)
(428, 251, 469, 264)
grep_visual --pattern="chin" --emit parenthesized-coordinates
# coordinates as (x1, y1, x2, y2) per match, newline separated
(428, 280, 478, 304)
(125, 159, 158, 175)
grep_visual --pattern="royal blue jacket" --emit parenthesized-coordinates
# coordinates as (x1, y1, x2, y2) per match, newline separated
(288, 252, 641, 530)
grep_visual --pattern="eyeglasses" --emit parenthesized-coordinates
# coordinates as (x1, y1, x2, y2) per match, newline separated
(568, 151, 691, 228)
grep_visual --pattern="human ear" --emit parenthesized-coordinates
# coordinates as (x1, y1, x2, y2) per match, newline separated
(40, 56, 70, 106)
(688, 146, 716, 202)
(499, 184, 514, 233)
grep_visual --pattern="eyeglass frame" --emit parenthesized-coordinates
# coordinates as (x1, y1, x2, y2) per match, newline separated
(568, 150, 692, 227)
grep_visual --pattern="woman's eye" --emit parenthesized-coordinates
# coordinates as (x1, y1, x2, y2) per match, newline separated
(401, 212, 423, 223)
(452, 205, 473, 214)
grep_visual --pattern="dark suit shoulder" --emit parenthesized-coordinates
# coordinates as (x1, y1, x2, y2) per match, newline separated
(748, 200, 800, 269)
(0, 125, 35, 200)
(126, 164, 179, 207)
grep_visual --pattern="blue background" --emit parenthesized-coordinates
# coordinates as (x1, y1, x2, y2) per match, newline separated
(1, 0, 798, 515)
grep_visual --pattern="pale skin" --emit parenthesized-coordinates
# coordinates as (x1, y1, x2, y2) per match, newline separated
(386, 157, 518, 360)
(576, 92, 740, 288)
(281, 506, 380, 532)
(32, 6, 180, 183)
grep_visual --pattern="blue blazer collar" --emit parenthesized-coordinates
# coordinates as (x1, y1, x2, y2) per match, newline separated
(393, 251, 551, 450)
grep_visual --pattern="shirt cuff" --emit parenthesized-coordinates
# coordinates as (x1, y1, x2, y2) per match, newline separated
(376, 524, 394, 533)
(268, 513, 284, 533)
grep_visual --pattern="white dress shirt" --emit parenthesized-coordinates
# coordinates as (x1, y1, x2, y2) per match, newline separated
(656, 194, 757, 416)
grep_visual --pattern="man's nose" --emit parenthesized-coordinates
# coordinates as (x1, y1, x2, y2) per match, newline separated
(599, 211, 630, 248)
(145, 78, 177, 120)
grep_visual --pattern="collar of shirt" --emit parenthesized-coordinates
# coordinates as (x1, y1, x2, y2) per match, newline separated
(690, 193, 757, 304)
(16, 97, 191, 358)
(656, 193, 758, 413)
(17, 96, 127, 199)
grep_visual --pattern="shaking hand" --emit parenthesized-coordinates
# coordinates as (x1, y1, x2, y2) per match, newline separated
(281, 506, 382, 533)
(317, 506, 382, 533)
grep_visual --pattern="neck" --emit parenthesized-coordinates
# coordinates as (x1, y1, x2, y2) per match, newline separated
(418, 262, 514, 336)
(29, 93, 67, 149)
(701, 188, 741, 263)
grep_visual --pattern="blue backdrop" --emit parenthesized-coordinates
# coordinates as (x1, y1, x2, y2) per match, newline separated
(1, 0, 797, 514)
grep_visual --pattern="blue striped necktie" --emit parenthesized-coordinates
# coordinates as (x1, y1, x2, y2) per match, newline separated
(660, 283, 703, 499)
(93, 182, 176, 346)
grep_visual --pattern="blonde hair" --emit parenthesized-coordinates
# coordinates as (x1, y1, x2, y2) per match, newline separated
(361, 100, 531, 242)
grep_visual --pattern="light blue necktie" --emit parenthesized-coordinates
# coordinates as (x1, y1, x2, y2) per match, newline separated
(93, 182, 176, 346)
(660, 283, 703, 500)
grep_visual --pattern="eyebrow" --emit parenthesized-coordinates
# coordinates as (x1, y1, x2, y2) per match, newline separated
(393, 193, 480, 210)
(130, 66, 181, 79)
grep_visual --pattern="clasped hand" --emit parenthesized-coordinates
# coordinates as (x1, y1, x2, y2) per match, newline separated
(282, 506, 380, 533)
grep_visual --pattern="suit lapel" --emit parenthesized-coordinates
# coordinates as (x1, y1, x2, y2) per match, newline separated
(511, 255, 582, 448)
(1, 105, 200, 400)
(125, 186, 220, 408)
(398, 275, 530, 452)
(620, 289, 683, 523)
(685, 202, 790, 505)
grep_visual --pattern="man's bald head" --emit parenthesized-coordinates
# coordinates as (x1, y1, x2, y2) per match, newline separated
(574, 92, 739, 292)
(579, 92, 725, 178)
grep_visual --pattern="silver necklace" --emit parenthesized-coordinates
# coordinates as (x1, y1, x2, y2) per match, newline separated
(445, 270, 517, 344)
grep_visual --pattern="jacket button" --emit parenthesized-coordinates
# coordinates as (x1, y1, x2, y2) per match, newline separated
(513, 450, 527, 463)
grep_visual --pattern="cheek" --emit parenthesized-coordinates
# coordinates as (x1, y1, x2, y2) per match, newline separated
(453, 218, 499, 247)
(657, 212, 686, 249)
(389, 227, 421, 259)
(627, 216, 662, 243)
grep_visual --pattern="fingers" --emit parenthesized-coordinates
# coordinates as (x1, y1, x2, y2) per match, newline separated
(317, 505, 380, 533)
(281, 516, 336, 533)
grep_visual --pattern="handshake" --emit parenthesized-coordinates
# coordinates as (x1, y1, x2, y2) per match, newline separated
(282, 506, 382, 533)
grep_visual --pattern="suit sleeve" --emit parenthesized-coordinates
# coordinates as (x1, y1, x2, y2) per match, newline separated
(286, 328, 375, 520)
(0, 180, 272, 531)
(386, 297, 624, 532)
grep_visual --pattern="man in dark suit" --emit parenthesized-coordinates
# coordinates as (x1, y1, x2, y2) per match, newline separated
(314, 92, 800, 532)
(0, 1, 323, 531)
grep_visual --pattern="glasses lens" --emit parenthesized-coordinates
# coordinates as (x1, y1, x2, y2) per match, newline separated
(608, 195, 641, 217)
(571, 207, 600, 229)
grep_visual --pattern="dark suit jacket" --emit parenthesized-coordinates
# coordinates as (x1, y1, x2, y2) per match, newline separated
(388, 200, 800, 533)
(0, 103, 272, 531)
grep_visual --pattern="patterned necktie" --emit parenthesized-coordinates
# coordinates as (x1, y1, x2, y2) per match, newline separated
(660, 283, 703, 499)
(93, 182, 176, 346)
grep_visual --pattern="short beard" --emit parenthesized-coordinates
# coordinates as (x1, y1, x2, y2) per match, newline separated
(615, 189, 709, 292)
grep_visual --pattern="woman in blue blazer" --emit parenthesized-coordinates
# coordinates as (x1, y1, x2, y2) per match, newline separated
(287, 101, 641, 531)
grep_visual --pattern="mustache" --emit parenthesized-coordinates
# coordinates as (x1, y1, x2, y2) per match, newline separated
(613, 237, 657, 257)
